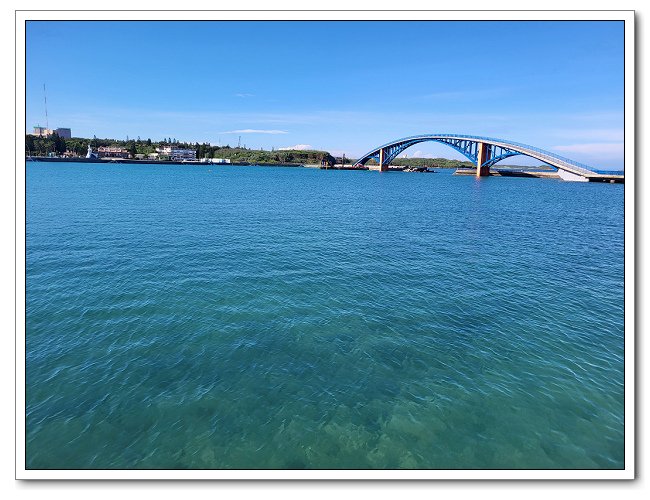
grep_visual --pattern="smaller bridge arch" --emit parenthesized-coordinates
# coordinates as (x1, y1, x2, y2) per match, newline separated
(354, 134, 603, 180)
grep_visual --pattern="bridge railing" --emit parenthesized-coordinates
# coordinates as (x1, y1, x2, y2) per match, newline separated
(492, 140, 594, 173)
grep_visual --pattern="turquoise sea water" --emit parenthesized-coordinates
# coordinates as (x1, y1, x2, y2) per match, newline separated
(26, 162, 625, 470)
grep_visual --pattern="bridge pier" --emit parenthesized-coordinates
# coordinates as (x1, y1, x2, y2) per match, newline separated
(476, 142, 491, 177)
(379, 148, 388, 171)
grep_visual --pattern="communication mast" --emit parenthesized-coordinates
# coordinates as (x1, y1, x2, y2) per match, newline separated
(43, 84, 49, 131)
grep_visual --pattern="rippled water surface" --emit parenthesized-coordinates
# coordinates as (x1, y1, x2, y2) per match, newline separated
(26, 162, 625, 469)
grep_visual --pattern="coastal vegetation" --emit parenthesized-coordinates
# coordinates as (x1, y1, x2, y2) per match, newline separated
(25, 134, 336, 166)
(25, 134, 548, 170)
(363, 157, 475, 168)
(362, 156, 552, 170)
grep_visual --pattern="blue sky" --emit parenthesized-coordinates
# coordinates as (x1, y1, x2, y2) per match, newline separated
(26, 20, 624, 168)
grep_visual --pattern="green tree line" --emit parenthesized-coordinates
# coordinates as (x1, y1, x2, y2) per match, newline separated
(25, 134, 335, 165)
(363, 157, 475, 168)
(26, 134, 497, 169)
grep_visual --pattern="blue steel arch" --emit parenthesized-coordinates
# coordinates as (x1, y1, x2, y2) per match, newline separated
(353, 134, 598, 177)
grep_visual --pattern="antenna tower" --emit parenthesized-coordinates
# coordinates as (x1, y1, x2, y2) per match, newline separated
(43, 84, 49, 131)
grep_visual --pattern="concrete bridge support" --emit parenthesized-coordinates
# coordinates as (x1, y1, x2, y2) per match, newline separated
(557, 169, 589, 182)
(476, 142, 491, 176)
(379, 148, 388, 171)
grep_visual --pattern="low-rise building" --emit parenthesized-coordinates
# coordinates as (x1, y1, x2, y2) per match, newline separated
(33, 126, 51, 137)
(97, 146, 130, 158)
(54, 128, 71, 139)
(32, 126, 72, 138)
(156, 146, 197, 161)
(200, 158, 231, 164)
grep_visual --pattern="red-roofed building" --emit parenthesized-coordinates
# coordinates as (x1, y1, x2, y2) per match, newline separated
(97, 146, 130, 158)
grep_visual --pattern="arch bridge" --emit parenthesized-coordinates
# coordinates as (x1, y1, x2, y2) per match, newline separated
(353, 134, 621, 181)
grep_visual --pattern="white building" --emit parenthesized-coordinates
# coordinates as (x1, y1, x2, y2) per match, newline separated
(33, 126, 50, 137)
(156, 146, 197, 161)
(97, 146, 130, 158)
(32, 126, 71, 138)
(200, 158, 231, 164)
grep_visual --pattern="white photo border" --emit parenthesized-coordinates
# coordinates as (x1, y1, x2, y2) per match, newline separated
(15, 9, 635, 481)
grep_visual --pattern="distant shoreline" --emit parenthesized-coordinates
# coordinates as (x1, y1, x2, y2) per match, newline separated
(25, 156, 304, 167)
(25, 157, 623, 182)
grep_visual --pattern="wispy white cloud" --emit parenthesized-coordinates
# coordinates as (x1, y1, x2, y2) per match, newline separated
(403, 150, 435, 158)
(218, 129, 288, 135)
(55, 106, 554, 132)
(327, 150, 351, 157)
(552, 142, 624, 158)
(235, 93, 254, 98)
(43, 106, 625, 168)
(278, 144, 312, 151)
(550, 128, 624, 142)
(417, 87, 511, 101)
